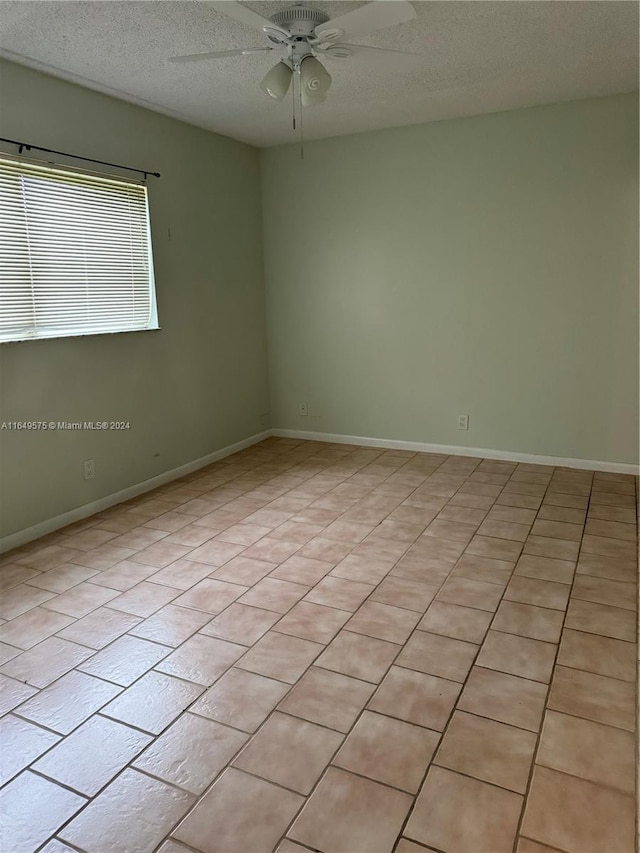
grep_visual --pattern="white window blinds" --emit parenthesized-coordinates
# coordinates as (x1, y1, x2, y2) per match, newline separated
(0, 155, 159, 343)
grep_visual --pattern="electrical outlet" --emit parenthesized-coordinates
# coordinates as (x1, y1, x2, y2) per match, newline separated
(458, 414, 470, 431)
(298, 402, 308, 416)
(83, 459, 95, 480)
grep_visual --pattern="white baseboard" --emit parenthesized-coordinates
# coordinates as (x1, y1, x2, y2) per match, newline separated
(3, 426, 637, 555)
(0, 430, 271, 555)
(272, 428, 640, 476)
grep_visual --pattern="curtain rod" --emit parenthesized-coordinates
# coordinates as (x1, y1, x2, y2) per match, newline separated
(0, 137, 160, 179)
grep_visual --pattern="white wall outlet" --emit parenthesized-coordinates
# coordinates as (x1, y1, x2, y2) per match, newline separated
(458, 414, 470, 430)
(83, 459, 95, 480)
(298, 402, 308, 416)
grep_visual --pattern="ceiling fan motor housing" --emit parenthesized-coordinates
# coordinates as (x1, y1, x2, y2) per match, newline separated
(268, 5, 329, 39)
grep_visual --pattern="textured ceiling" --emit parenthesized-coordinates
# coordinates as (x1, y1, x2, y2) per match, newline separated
(0, 1, 637, 147)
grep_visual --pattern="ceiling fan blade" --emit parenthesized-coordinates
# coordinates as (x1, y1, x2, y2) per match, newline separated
(207, 1, 289, 37)
(169, 47, 276, 62)
(315, 1, 416, 43)
(318, 43, 423, 67)
(169, 47, 274, 63)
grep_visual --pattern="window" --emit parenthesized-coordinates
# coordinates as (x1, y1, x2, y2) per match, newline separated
(0, 155, 159, 343)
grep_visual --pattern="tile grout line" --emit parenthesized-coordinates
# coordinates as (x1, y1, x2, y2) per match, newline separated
(393, 462, 549, 851)
(1, 441, 636, 853)
(347, 461, 530, 848)
(173, 463, 629, 852)
(235, 454, 490, 852)
(0, 453, 546, 842)
(510, 470, 594, 853)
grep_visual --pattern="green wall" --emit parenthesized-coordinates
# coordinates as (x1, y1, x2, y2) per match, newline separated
(0, 60, 270, 539)
(1, 65, 637, 543)
(260, 93, 639, 466)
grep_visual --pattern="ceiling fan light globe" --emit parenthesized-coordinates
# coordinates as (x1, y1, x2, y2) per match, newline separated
(259, 62, 293, 100)
(301, 88, 327, 107)
(300, 56, 332, 101)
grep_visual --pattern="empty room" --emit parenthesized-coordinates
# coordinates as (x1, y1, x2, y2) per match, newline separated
(0, 1, 638, 852)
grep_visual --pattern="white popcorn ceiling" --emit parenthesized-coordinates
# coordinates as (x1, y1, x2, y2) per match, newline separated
(0, 1, 637, 147)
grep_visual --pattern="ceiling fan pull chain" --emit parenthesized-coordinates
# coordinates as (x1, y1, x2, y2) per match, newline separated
(292, 67, 296, 131)
(299, 72, 304, 161)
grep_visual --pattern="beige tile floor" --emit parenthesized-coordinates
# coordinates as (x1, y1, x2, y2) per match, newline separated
(0, 437, 637, 853)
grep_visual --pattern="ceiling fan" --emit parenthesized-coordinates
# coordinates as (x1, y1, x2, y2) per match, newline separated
(169, 1, 421, 106)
